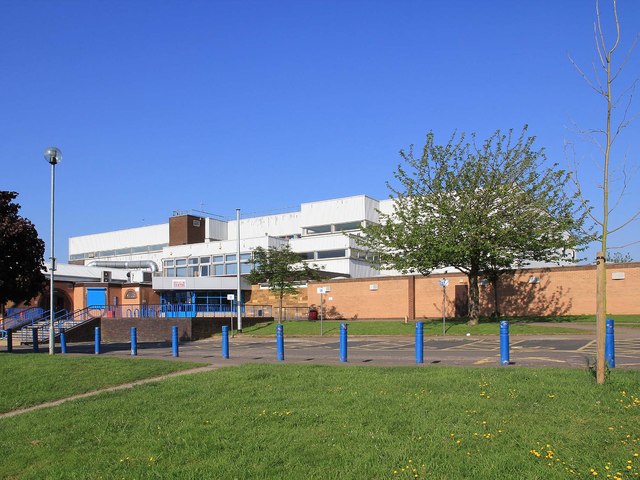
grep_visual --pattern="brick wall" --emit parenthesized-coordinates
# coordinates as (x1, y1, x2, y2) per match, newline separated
(101, 316, 274, 342)
(246, 285, 308, 308)
(308, 263, 640, 319)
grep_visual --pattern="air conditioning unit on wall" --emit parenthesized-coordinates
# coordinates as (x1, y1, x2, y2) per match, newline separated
(129, 271, 152, 283)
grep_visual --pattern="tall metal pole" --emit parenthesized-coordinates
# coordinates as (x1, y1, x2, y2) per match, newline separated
(49, 161, 56, 355)
(44, 147, 62, 356)
(236, 208, 242, 332)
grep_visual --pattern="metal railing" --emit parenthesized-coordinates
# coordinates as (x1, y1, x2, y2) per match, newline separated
(2, 307, 45, 331)
(117, 303, 273, 319)
(274, 306, 313, 321)
(17, 309, 70, 343)
(13, 303, 275, 343)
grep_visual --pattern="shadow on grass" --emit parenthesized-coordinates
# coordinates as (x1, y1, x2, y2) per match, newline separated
(423, 314, 592, 326)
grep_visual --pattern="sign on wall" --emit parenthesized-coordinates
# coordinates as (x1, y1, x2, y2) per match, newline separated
(172, 279, 187, 289)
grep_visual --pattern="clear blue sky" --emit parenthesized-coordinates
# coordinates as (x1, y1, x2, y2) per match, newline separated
(2, 0, 639, 263)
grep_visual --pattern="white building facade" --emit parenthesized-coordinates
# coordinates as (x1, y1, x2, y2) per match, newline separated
(68, 195, 396, 305)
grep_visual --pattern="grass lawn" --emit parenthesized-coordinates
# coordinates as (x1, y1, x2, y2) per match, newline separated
(1, 364, 639, 479)
(0, 354, 204, 414)
(505, 314, 640, 324)
(241, 320, 589, 336)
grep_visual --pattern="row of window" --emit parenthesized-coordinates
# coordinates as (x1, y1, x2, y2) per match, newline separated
(163, 253, 252, 278)
(303, 221, 364, 235)
(299, 249, 347, 260)
(69, 243, 168, 261)
(161, 248, 350, 278)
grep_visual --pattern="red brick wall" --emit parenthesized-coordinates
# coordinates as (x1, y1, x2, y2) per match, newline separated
(309, 263, 640, 319)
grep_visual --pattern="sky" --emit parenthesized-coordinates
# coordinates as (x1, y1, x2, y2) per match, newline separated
(2, 0, 639, 264)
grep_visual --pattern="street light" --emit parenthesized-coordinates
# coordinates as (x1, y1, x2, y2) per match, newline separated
(44, 146, 62, 355)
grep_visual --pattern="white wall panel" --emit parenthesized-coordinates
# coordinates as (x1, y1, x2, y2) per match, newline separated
(69, 224, 169, 254)
(300, 195, 373, 227)
(228, 212, 301, 240)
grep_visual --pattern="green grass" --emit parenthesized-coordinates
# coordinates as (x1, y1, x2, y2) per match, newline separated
(1, 364, 638, 479)
(241, 320, 588, 336)
(504, 314, 640, 324)
(0, 354, 204, 414)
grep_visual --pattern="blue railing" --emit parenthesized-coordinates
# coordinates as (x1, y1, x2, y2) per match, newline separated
(2, 307, 46, 331)
(12, 304, 274, 343)
(17, 309, 70, 343)
(103, 303, 273, 319)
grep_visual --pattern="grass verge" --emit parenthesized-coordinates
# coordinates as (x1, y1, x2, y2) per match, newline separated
(1, 364, 638, 479)
(0, 354, 204, 414)
(241, 320, 588, 336)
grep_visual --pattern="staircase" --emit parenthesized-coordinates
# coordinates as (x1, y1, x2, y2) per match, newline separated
(17, 306, 106, 344)
(1, 307, 46, 340)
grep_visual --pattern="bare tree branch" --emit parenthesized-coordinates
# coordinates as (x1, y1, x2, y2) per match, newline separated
(609, 239, 640, 249)
(608, 210, 640, 235)
(569, 54, 605, 95)
(612, 31, 640, 81)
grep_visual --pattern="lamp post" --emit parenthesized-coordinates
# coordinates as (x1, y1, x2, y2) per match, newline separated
(236, 208, 242, 332)
(44, 147, 62, 355)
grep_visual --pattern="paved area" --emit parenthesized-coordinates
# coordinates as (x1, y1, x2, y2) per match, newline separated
(7, 326, 638, 369)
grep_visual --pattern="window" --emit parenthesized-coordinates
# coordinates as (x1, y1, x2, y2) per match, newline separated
(200, 265, 209, 277)
(317, 249, 346, 259)
(175, 259, 187, 266)
(176, 267, 187, 276)
(240, 263, 252, 274)
(213, 264, 224, 276)
(124, 289, 137, 299)
(240, 253, 251, 261)
(115, 248, 131, 255)
(200, 256, 211, 264)
(335, 221, 362, 231)
(213, 255, 224, 263)
(226, 254, 237, 262)
(188, 258, 198, 265)
(131, 246, 148, 253)
(306, 225, 332, 234)
(298, 252, 315, 260)
(226, 264, 237, 275)
(164, 259, 174, 268)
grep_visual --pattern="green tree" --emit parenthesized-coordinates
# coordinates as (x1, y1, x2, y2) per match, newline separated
(358, 127, 586, 325)
(246, 245, 320, 324)
(0, 192, 46, 315)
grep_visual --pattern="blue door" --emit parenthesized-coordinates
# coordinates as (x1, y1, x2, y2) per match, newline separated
(87, 288, 107, 307)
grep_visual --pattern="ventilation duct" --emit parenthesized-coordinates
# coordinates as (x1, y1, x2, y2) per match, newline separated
(86, 260, 159, 272)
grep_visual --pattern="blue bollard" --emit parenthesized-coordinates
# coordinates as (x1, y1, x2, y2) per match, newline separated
(340, 323, 348, 362)
(415, 321, 424, 364)
(499, 320, 509, 365)
(32, 328, 39, 353)
(276, 324, 284, 361)
(221, 325, 229, 359)
(605, 318, 615, 368)
(6, 330, 12, 353)
(172, 326, 179, 357)
(60, 328, 67, 354)
(131, 327, 137, 357)
(94, 327, 101, 355)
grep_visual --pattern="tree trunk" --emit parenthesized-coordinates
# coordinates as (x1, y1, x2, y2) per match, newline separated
(467, 269, 480, 326)
(491, 278, 500, 317)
